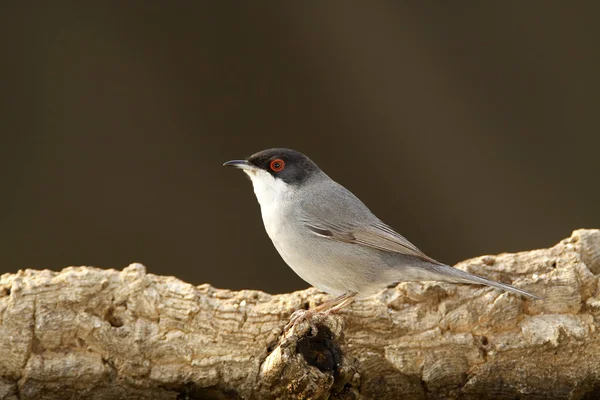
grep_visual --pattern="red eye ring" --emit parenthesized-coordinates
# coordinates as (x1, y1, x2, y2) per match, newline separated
(270, 158, 285, 172)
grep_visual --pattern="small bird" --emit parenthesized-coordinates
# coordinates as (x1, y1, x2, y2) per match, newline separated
(224, 148, 539, 327)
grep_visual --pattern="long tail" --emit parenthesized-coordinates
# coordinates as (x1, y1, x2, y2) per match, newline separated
(428, 263, 541, 300)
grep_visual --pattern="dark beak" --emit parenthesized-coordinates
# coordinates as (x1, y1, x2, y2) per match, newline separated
(223, 159, 254, 170)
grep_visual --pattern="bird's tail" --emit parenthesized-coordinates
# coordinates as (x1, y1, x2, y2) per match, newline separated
(426, 263, 541, 300)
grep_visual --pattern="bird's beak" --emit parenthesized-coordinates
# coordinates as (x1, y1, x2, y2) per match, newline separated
(223, 159, 256, 171)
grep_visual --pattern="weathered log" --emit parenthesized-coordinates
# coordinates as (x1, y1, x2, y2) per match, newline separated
(1, 229, 599, 399)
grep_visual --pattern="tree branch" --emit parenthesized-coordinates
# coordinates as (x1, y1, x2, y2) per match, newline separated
(1, 229, 599, 399)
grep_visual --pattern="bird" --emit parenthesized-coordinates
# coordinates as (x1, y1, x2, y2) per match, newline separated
(223, 148, 539, 328)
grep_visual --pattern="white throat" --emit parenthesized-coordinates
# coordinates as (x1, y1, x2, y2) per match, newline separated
(244, 169, 291, 211)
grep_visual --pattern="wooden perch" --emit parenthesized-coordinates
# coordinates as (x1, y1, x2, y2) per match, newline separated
(1, 229, 600, 400)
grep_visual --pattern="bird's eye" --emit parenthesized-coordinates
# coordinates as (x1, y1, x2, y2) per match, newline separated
(269, 158, 285, 172)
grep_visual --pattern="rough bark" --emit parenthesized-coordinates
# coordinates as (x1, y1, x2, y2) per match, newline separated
(1, 229, 600, 400)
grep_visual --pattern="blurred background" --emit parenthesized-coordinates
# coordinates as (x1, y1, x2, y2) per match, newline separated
(1, 3, 598, 294)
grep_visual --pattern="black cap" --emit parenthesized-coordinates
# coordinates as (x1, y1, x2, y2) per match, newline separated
(246, 148, 321, 186)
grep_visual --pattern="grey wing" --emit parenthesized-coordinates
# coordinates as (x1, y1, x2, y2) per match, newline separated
(298, 181, 441, 264)
(303, 218, 441, 265)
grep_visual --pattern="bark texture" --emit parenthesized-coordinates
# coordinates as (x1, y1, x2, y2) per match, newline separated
(1, 229, 600, 400)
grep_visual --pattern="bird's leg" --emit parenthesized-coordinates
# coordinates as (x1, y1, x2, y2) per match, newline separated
(284, 292, 357, 334)
(317, 294, 356, 314)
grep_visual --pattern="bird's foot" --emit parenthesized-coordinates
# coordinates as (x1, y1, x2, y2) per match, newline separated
(284, 293, 356, 336)
(284, 309, 328, 336)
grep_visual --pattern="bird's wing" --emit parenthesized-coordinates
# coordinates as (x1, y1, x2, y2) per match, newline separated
(303, 218, 441, 264)
(298, 179, 442, 264)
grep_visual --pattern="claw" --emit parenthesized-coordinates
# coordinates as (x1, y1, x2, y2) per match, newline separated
(284, 293, 357, 335)
(284, 309, 317, 334)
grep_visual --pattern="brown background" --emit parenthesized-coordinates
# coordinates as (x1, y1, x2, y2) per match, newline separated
(1, 3, 598, 294)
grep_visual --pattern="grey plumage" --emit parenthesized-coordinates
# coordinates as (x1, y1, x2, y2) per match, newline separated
(224, 148, 539, 301)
